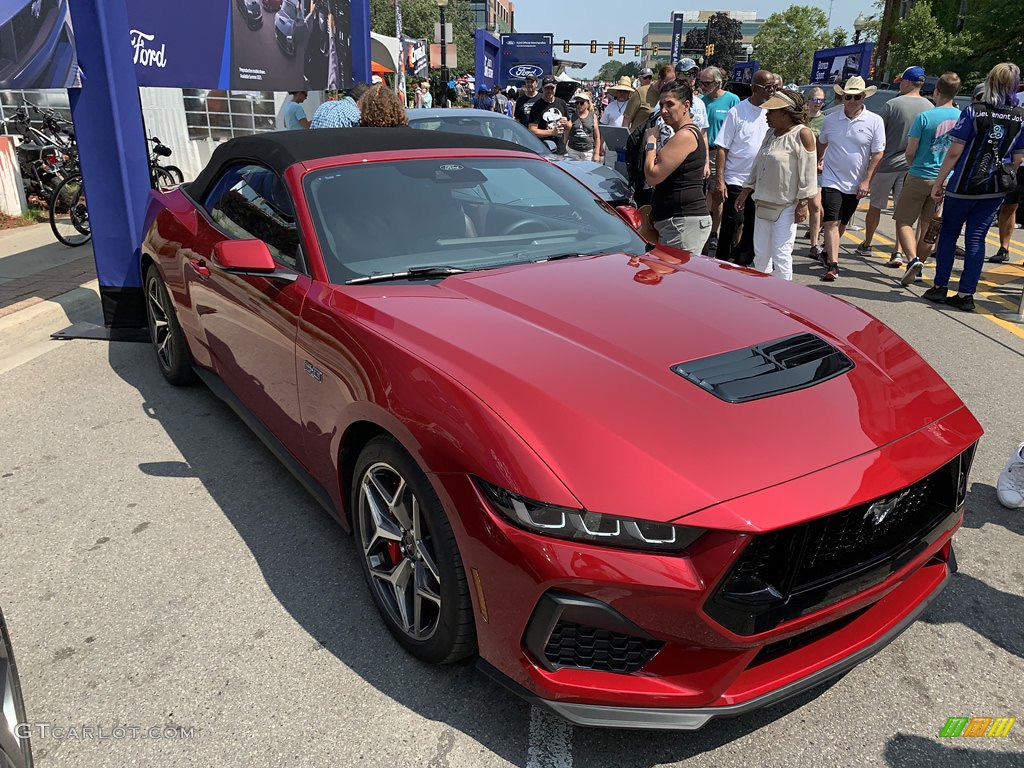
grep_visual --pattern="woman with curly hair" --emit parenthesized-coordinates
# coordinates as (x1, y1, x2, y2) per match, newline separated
(358, 85, 409, 128)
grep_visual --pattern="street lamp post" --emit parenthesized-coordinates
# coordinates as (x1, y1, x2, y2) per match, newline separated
(853, 12, 866, 44)
(437, 0, 449, 108)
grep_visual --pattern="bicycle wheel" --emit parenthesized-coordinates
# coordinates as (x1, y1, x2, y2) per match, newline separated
(151, 166, 177, 190)
(164, 165, 184, 185)
(49, 174, 91, 247)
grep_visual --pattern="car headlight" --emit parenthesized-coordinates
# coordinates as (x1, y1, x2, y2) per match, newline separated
(475, 478, 704, 553)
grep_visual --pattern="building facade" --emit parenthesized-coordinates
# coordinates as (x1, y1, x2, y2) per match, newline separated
(468, 0, 515, 35)
(641, 10, 764, 69)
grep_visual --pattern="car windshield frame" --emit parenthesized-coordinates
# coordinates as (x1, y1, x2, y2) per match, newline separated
(407, 114, 550, 156)
(302, 155, 646, 285)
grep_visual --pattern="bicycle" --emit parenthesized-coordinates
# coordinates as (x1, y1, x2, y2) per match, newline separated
(48, 172, 90, 247)
(149, 137, 183, 189)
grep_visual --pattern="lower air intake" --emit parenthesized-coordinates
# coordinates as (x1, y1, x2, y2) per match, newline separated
(544, 620, 663, 673)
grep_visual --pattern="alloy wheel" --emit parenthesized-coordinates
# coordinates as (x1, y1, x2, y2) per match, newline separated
(358, 462, 442, 641)
(146, 276, 173, 372)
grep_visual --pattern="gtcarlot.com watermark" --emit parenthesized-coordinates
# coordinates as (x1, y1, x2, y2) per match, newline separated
(16, 723, 199, 741)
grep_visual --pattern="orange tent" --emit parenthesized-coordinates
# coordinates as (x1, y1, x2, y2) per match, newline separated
(372, 61, 394, 74)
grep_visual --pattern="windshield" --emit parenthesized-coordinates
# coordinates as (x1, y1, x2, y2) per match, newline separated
(304, 156, 645, 284)
(407, 115, 550, 156)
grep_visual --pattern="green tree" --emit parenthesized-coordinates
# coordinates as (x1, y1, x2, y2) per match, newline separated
(888, 1, 973, 76)
(828, 28, 848, 48)
(596, 60, 628, 82)
(961, 0, 1024, 78)
(753, 5, 839, 84)
(682, 12, 744, 73)
(369, 0, 477, 77)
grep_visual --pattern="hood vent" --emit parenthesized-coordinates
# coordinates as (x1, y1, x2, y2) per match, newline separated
(671, 333, 854, 403)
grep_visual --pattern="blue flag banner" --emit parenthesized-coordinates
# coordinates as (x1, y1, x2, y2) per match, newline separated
(0, 0, 80, 88)
(499, 32, 552, 86)
(811, 43, 874, 86)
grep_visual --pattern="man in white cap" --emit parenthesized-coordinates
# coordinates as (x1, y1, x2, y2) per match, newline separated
(674, 58, 709, 132)
(816, 76, 886, 281)
(623, 68, 658, 133)
(601, 76, 634, 127)
(856, 65, 932, 266)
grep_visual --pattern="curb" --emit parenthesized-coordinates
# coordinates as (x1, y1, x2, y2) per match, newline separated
(0, 280, 102, 371)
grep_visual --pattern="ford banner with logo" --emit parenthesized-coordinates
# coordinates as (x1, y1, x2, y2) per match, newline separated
(0, 0, 79, 89)
(475, 29, 499, 93)
(499, 32, 552, 86)
(126, 0, 369, 91)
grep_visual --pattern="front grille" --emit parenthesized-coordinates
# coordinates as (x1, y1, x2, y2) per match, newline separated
(706, 446, 975, 636)
(750, 608, 867, 667)
(671, 333, 854, 404)
(544, 620, 663, 674)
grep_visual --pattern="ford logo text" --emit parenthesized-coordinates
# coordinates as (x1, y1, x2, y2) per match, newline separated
(509, 65, 544, 79)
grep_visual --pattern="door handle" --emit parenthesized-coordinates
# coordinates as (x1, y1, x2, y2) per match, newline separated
(189, 258, 210, 278)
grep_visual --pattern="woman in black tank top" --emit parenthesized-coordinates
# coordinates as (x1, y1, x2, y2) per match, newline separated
(642, 81, 711, 253)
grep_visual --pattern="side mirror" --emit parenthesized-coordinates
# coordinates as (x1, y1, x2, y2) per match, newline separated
(615, 205, 643, 231)
(213, 239, 276, 272)
(212, 240, 296, 282)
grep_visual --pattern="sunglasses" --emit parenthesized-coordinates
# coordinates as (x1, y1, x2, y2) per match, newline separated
(810, 98, 825, 104)
(698, 79, 717, 86)
(844, 94, 864, 101)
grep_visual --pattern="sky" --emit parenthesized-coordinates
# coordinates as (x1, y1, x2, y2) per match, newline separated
(510, 1, 878, 79)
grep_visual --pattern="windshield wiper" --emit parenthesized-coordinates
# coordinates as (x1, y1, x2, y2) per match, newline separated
(346, 266, 468, 285)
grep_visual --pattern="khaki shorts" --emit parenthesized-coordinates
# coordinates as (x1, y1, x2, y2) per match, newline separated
(893, 174, 936, 228)
(869, 170, 906, 210)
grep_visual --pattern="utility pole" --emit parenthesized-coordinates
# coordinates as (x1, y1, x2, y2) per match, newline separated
(875, 0, 899, 82)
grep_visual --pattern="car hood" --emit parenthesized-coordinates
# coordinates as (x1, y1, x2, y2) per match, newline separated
(339, 252, 968, 522)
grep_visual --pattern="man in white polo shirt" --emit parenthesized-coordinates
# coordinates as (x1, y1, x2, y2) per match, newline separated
(713, 68, 774, 265)
(816, 76, 885, 281)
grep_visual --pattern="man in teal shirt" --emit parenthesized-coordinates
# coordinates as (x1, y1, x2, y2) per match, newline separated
(895, 72, 962, 284)
(699, 67, 740, 253)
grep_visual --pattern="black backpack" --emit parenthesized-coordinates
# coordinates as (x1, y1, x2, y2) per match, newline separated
(624, 113, 659, 195)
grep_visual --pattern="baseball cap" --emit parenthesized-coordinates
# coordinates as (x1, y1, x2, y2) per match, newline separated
(675, 58, 698, 74)
(898, 66, 926, 82)
(541, 76, 557, 87)
(524, 73, 538, 81)
(639, 68, 654, 78)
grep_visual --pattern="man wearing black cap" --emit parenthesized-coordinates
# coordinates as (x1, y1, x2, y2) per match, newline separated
(528, 76, 570, 154)
(514, 74, 542, 127)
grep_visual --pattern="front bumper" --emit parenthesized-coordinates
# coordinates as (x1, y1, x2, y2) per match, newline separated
(480, 555, 952, 729)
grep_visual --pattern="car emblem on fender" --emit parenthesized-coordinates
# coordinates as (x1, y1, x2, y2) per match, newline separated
(865, 489, 911, 525)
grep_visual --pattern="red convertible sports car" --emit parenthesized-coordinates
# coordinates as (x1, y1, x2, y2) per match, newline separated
(141, 129, 982, 729)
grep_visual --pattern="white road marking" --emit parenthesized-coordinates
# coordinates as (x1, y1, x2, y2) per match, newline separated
(527, 706, 573, 768)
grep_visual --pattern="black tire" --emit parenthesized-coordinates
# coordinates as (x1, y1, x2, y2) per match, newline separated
(351, 436, 476, 664)
(164, 165, 185, 185)
(48, 174, 90, 247)
(144, 264, 195, 386)
(151, 166, 176, 190)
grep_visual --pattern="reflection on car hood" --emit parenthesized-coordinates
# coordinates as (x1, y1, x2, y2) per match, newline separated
(341, 252, 966, 521)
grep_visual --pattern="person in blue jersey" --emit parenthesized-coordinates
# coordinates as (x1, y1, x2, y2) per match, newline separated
(925, 63, 1024, 311)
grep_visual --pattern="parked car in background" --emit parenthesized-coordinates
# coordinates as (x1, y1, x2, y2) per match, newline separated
(0, 0, 78, 89)
(1, 606, 33, 768)
(406, 109, 633, 206)
(140, 128, 982, 731)
(274, 0, 307, 56)
(236, 0, 264, 30)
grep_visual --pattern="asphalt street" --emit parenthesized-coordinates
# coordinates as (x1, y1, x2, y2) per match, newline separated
(231, 2, 308, 92)
(1, 233, 1023, 767)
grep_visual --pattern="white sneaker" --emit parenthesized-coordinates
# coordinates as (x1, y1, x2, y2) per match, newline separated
(996, 442, 1024, 509)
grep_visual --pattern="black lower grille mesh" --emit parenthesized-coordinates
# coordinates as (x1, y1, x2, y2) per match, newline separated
(706, 447, 974, 636)
(543, 620, 663, 673)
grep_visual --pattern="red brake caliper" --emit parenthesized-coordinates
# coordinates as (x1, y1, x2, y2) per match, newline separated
(386, 541, 404, 565)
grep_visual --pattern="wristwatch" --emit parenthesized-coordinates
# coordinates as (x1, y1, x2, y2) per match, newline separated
(645, 142, 656, 152)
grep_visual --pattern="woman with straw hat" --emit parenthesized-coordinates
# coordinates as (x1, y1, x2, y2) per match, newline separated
(601, 76, 634, 128)
(735, 89, 818, 280)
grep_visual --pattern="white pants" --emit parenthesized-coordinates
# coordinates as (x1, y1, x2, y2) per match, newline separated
(753, 204, 797, 280)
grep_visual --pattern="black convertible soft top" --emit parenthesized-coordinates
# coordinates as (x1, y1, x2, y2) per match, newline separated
(187, 127, 529, 202)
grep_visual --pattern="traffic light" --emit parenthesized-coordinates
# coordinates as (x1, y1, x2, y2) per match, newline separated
(590, 40, 598, 54)
(634, 45, 641, 57)
(705, 43, 715, 57)
(652, 43, 659, 57)
(607, 41, 614, 56)
(563, 39, 570, 54)
(618, 36, 626, 55)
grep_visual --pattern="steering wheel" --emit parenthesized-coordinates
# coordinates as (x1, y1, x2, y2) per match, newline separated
(500, 218, 551, 236)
